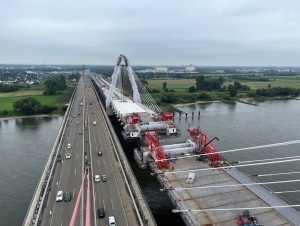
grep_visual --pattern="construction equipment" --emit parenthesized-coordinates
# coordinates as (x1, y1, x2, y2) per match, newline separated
(145, 131, 168, 169)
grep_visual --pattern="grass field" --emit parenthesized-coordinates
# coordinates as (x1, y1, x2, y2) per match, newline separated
(147, 76, 300, 106)
(148, 79, 195, 92)
(0, 83, 75, 117)
(148, 76, 300, 90)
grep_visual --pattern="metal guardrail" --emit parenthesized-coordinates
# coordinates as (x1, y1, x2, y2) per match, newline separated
(23, 83, 78, 226)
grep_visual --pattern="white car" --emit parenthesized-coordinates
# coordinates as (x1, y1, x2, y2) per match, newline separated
(56, 191, 64, 202)
(108, 216, 116, 226)
(67, 143, 72, 149)
(94, 175, 100, 182)
(93, 121, 97, 125)
(66, 153, 71, 159)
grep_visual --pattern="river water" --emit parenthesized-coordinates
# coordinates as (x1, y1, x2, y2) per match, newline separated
(0, 116, 63, 226)
(1, 100, 300, 226)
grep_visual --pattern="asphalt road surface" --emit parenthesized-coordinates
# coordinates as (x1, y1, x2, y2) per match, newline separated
(41, 78, 128, 226)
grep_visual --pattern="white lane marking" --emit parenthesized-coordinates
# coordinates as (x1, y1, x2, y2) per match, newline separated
(103, 200, 105, 209)
(111, 199, 114, 210)
(75, 168, 77, 176)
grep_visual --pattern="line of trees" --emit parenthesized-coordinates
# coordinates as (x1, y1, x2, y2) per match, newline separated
(44, 75, 66, 95)
(0, 84, 20, 92)
(196, 75, 225, 91)
(13, 97, 57, 115)
(255, 87, 300, 97)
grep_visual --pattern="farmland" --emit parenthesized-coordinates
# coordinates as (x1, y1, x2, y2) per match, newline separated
(0, 83, 75, 117)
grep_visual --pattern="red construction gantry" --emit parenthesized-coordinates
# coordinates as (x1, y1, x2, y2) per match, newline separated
(157, 112, 174, 122)
(186, 126, 223, 167)
(145, 131, 168, 169)
(126, 113, 141, 124)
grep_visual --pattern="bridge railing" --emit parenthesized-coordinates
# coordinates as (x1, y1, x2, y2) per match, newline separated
(23, 82, 78, 226)
(92, 80, 156, 226)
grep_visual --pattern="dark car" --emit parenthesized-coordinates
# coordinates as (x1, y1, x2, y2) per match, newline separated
(64, 192, 72, 202)
(57, 154, 62, 162)
(97, 208, 105, 218)
(101, 175, 107, 182)
(78, 131, 83, 135)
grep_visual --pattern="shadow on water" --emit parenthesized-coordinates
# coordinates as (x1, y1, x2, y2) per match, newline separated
(110, 116, 185, 226)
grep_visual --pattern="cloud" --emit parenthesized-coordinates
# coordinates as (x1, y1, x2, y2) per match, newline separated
(0, 0, 300, 66)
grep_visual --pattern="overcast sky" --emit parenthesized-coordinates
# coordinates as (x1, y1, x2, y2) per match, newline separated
(1, 0, 300, 66)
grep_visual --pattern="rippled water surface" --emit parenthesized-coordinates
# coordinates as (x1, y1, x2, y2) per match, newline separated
(1, 99, 300, 226)
(0, 116, 63, 226)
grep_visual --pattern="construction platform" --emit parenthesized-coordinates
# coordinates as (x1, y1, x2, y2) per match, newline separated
(150, 157, 300, 226)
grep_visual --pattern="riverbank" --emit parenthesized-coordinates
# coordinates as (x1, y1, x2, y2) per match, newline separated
(0, 114, 61, 121)
(173, 100, 221, 107)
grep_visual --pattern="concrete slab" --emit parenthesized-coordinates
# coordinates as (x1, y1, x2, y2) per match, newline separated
(154, 156, 300, 226)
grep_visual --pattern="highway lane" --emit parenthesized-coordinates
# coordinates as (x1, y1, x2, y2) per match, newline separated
(86, 80, 128, 226)
(40, 77, 129, 226)
(41, 79, 85, 226)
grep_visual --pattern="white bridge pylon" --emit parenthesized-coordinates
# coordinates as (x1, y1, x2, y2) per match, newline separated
(106, 54, 141, 107)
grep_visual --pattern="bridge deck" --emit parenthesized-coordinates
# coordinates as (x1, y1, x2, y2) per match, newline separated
(151, 157, 300, 226)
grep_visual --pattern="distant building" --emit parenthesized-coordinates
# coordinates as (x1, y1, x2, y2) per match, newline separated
(185, 66, 196, 72)
(155, 67, 169, 73)
(215, 70, 225, 73)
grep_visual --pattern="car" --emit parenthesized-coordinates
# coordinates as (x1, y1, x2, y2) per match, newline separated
(56, 191, 64, 202)
(57, 154, 62, 162)
(98, 151, 102, 156)
(66, 153, 71, 159)
(97, 207, 105, 218)
(78, 131, 83, 135)
(93, 121, 97, 125)
(80, 102, 83, 106)
(64, 192, 72, 202)
(108, 216, 116, 226)
(94, 175, 100, 182)
(67, 143, 72, 149)
(101, 175, 107, 182)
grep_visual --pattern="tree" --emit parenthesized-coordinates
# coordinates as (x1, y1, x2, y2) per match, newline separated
(162, 82, 167, 89)
(196, 75, 224, 91)
(44, 75, 67, 95)
(229, 88, 238, 97)
(227, 84, 234, 91)
(188, 86, 196, 92)
(13, 97, 42, 115)
(2, 109, 8, 115)
(196, 75, 205, 90)
(161, 93, 178, 103)
(233, 82, 242, 89)
(140, 78, 148, 87)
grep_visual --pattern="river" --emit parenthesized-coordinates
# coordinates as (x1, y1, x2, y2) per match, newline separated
(0, 116, 63, 226)
(1, 99, 300, 226)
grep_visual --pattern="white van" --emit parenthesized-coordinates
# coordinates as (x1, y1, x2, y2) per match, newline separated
(186, 172, 195, 184)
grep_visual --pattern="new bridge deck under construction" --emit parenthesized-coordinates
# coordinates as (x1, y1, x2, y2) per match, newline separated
(151, 157, 300, 226)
